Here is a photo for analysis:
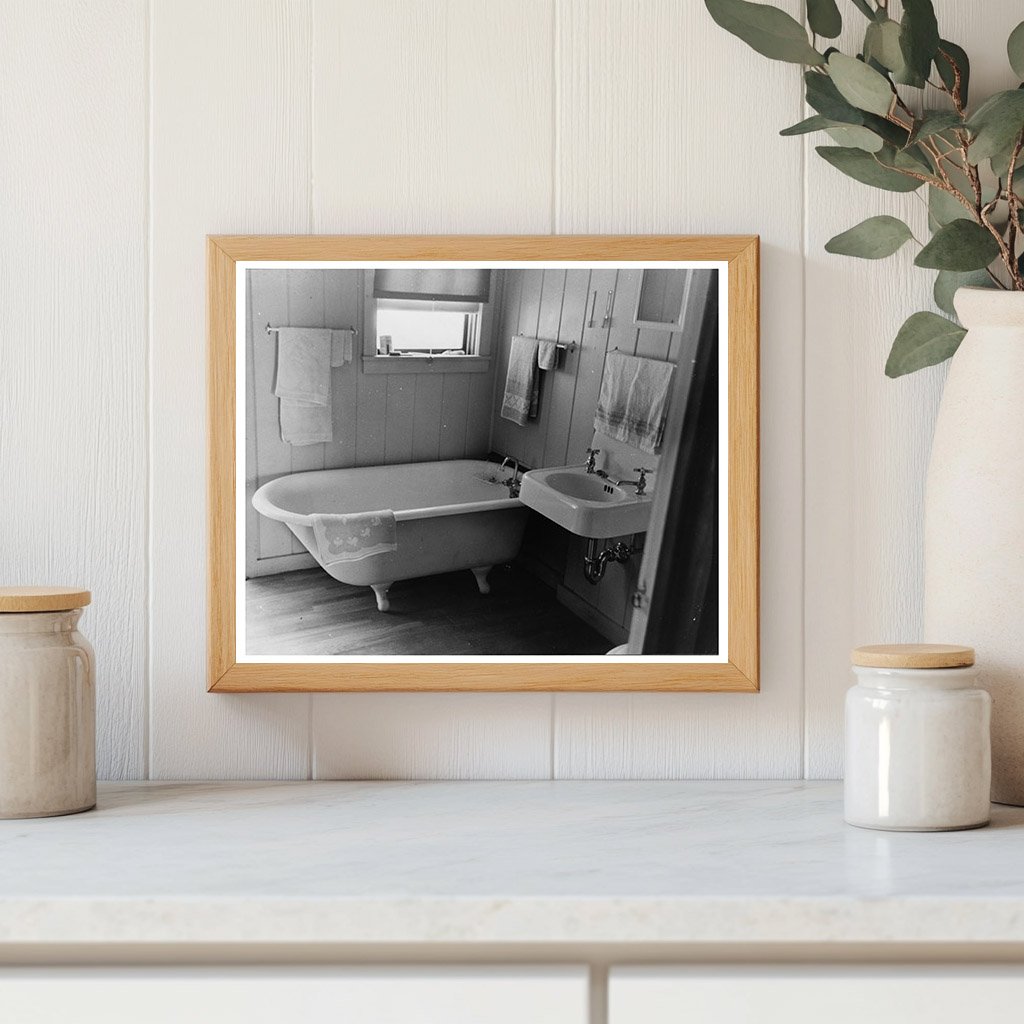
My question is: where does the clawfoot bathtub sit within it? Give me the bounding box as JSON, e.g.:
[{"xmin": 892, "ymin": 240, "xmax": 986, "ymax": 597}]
[{"xmin": 252, "ymin": 459, "xmax": 529, "ymax": 611}]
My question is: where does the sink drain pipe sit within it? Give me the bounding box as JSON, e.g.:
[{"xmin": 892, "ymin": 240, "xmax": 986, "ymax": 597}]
[{"xmin": 583, "ymin": 535, "xmax": 641, "ymax": 585}]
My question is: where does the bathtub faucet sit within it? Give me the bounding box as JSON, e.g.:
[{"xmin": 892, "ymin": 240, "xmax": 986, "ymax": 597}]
[{"xmin": 499, "ymin": 456, "xmax": 521, "ymax": 498}]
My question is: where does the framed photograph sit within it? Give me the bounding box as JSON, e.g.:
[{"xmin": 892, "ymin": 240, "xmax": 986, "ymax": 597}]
[{"xmin": 208, "ymin": 236, "xmax": 759, "ymax": 692}]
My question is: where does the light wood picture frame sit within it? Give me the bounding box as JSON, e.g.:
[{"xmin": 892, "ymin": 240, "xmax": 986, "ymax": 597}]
[{"xmin": 208, "ymin": 235, "xmax": 759, "ymax": 692}]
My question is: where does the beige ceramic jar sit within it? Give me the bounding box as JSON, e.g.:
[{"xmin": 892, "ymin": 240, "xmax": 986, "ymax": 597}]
[{"xmin": 0, "ymin": 587, "xmax": 96, "ymax": 818}]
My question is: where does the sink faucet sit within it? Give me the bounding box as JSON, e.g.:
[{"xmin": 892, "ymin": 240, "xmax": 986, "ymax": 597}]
[
  {"xmin": 615, "ymin": 467, "xmax": 652, "ymax": 496},
  {"xmin": 499, "ymin": 455, "xmax": 521, "ymax": 498},
  {"xmin": 584, "ymin": 447, "xmax": 601, "ymax": 474}
]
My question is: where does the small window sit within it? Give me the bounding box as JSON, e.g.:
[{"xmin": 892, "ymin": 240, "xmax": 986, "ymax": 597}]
[{"xmin": 375, "ymin": 298, "xmax": 481, "ymax": 356}]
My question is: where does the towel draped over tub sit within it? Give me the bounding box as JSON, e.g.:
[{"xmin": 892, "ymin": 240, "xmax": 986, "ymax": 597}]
[{"xmin": 311, "ymin": 511, "xmax": 399, "ymax": 566}]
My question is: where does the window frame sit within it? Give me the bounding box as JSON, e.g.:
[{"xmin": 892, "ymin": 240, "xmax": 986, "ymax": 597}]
[
  {"xmin": 362, "ymin": 271, "xmax": 495, "ymax": 375},
  {"xmin": 374, "ymin": 299, "xmax": 481, "ymax": 357}
]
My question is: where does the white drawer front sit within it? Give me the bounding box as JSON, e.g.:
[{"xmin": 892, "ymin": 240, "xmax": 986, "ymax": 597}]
[
  {"xmin": 0, "ymin": 967, "xmax": 588, "ymax": 1024},
  {"xmin": 610, "ymin": 967, "xmax": 1024, "ymax": 1024}
]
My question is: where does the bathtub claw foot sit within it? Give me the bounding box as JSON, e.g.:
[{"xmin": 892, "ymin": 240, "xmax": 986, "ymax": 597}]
[
  {"xmin": 471, "ymin": 566, "xmax": 493, "ymax": 595},
  {"xmin": 371, "ymin": 583, "xmax": 393, "ymax": 612}
]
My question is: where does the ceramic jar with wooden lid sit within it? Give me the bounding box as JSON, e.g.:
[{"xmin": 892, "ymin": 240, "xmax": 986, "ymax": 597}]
[
  {"xmin": 845, "ymin": 644, "xmax": 990, "ymax": 832},
  {"xmin": 0, "ymin": 587, "xmax": 96, "ymax": 818}
]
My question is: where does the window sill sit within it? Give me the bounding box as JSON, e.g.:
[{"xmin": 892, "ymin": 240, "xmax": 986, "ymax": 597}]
[{"xmin": 361, "ymin": 355, "xmax": 491, "ymax": 375}]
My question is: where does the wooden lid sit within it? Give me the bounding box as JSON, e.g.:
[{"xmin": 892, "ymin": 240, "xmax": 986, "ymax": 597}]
[
  {"xmin": 851, "ymin": 643, "xmax": 975, "ymax": 669},
  {"xmin": 0, "ymin": 587, "xmax": 91, "ymax": 613}
]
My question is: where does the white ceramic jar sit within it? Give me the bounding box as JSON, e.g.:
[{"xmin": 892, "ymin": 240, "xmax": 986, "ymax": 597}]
[
  {"xmin": 0, "ymin": 587, "xmax": 96, "ymax": 818},
  {"xmin": 844, "ymin": 644, "xmax": 990, "ymax": 832}
]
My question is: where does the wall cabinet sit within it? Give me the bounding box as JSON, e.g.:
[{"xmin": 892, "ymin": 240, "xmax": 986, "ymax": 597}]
[
  {"xmin": 0, "ymin": 967, "xmax": 588, "ymax": 1024},
  {"xmin": 608, "ymin": 968, "xmax": 1024, "ymax": 1024}
]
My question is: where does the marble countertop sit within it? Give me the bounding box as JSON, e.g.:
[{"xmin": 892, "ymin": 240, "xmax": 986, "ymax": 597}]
[{"xmin": 1, "ymin": 780, "xmax": 1023, "ymax": 948}]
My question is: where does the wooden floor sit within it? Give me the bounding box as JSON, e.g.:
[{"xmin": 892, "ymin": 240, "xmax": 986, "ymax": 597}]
[{"xmin": 245, "ymin": 565, "xmax": 611, "ymax": 656}]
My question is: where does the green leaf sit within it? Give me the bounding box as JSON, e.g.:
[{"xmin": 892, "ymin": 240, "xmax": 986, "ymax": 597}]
[
  {"xmin": 879, "ymin": 143, "xmax": 933, "ymax": 175},
  {"xmin": 862, "ymin": 112, "xmax": 911, "ymax": 148},
  {"xmin": 805, "ymin": 70, "xmax": 867, "ymax": 124},
  {"xmin": 807, "ymin": 0, "xmax": 841, "ymax": 38},
  {"xmin": 899, "ymin": 0, "xmax": 940, "ymax": 83},
  {"xmin": 782, "ymin": 115, "xmax": 883, "ymax": 151},
  {"xmin": 816, "ymin": 145, "xmax": 923, "ymax": 191},
  {"xmin": 915, "ymin": 220, "xmax": 1001, "ymax": 271},
  {"xmin": 864, "ymin": 19, "xmax": 905, "ymax": 74},
  {"xmin": 928, "ymin": 185, "xmax": 969, "ymax": 227},
  {"xmin": 935, "ymin": 40, "xmax": 970, "ymax": 107},
  {"xmin": 934, "ymin": 270, "xmax": 992, "ymax": 318},
  {"xmin": 825, "ymin": 215, "xmax": 914, "ymax": 259},
  {"xmin": 705, "ymin": 0, "xmax": 825, "ymax": 64},
  {"xmin": 850, "ymin": 0, "xmax": 875, "ymax": 18},
  {"xmin": 885, "ymin": 311, "xmax": 966, "ymax": 377},
  {"xmin": 907, "ymin": 110, "xmax": 963, "ymax": 147},
  {"xmin": 827, "ymin": 53, "xmax": 894, "ymax": 116},
  {"xmin": 825, "ymin": 125, "xmax": 884, "ymax": 152},
  {"xmin": 780, "ymin": 114, "xmax": 834, "ymax": 136},
  {"xmin": 967, "ymin": 90, "xmax": 1024, "ymax": 163},
  {"xmin": 990, "ymin": 132, "xmax": 1024, "ymax": 183},
  {"xmin": 1009, "ymin": 21, "xmax": 1024, "ymax": 80}
]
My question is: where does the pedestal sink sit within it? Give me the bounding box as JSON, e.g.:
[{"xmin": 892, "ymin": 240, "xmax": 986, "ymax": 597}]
[{"xmin": 519, "ymin": 466, "xmax": 652, "ymax": 538}]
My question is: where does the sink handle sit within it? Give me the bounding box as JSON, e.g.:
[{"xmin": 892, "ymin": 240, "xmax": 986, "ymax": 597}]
[
  {"xmin": 633, "ymin": 467, "xmax": 652, "ymax": 495},
  {"xmin": 585, "ymin": 448, "xmax": 601, "ymax": 473}
]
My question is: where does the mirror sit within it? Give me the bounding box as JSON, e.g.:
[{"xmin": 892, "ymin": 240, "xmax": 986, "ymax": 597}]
[{"xmin": 634, "ymin": 268, "xmax": 688, "ymax": 330}]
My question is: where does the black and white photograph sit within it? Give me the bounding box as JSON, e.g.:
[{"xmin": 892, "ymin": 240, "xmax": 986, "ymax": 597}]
[{"xmin": 242, "ymin": 262, "xmax": 724, "ymax": 660}]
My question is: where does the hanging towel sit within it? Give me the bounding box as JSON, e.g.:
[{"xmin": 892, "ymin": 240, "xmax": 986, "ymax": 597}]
[
  {"xmin": 278, "ymin": 401, "xmax": 333, "ymax": 446},
  {"xmin": 274, "ymin": 328, "xmax": 331, "ymax": 404},
  {"xmin": 500, "ymin": 335, "xmax": 541, "ymax": 426},
  {"xmin": 311, "ymin": 511, "xmax": 398, "ymax": 566},
  {"xmin": 331, "ymin": 328, "xmax": 355, "ymax": 367},
  {"xmin": 594, "ymin": 351, "xmax": 675, "ymax": 454},
  {"xmin": 537, "ymin": 339, "xmax": 559, "ymax": 371},
  {"xmin": 274, "ymin": 328, "xmax": 333, "ymax": 445}
]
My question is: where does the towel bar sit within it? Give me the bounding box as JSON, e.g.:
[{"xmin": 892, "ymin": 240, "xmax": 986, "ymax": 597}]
[{"xmin": 266, "ymin": 322, "xmax": 359, "ymax": 336}]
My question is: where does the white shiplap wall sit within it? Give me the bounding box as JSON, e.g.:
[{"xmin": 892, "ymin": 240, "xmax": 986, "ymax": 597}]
[{"xmin": 2, "ymin": 0, "xmax": 1012, "ymax": 780}]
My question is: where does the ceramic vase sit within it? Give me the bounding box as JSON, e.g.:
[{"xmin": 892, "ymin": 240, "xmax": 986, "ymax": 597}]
[
  {"xmin": 0, "ymin": 606, "xmax": 96, "ymax": 818},
  {"xmin": 923, "ymin": 287, "xmax": 1024, "ymax": 805}
]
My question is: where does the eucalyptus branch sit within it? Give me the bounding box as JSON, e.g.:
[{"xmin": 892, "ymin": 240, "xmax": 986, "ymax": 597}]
[
  {"xmin": 935, "ymin": 47, "xmax": 966, "ymax": 116},
  {"xmin": 1007, "ymin": 136, "xmax": 1024, "ymax": 287},
  {"xmin": 704, "ymin": 0, "xmax": 1024, "ymax": 374},
  {"xmin": 963, "ymin": 148, "xmax": 984, "ymax": 210},
  {"xmin": 919, "ymin": 139, "xmax": 954, "ymax": 185},
  {"xmin": 979, "ymin": 204, "xmax": 1020, "ymax": 288}
]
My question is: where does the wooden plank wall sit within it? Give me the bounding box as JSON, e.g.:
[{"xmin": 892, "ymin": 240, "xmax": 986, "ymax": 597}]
[
  {"xmin": 245, "ymin": 269, "xmax": 496, "ymax": 578},
  {"xmin": 10, "ymin": 0, "xmax": 1009, "ymax": 780},
  {"xmin": 0, "ymin": 0, "xmax": 148, "ymax": 779}
]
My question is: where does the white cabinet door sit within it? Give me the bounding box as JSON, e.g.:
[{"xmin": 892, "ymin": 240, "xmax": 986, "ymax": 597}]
[
  {"xmin": 0, "ymin": 966, "xmax": 588, "ymax": 1024},
  {"xmin": 609, "ymin": 967, "xmax": 1024, "ymax": 1024}
]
